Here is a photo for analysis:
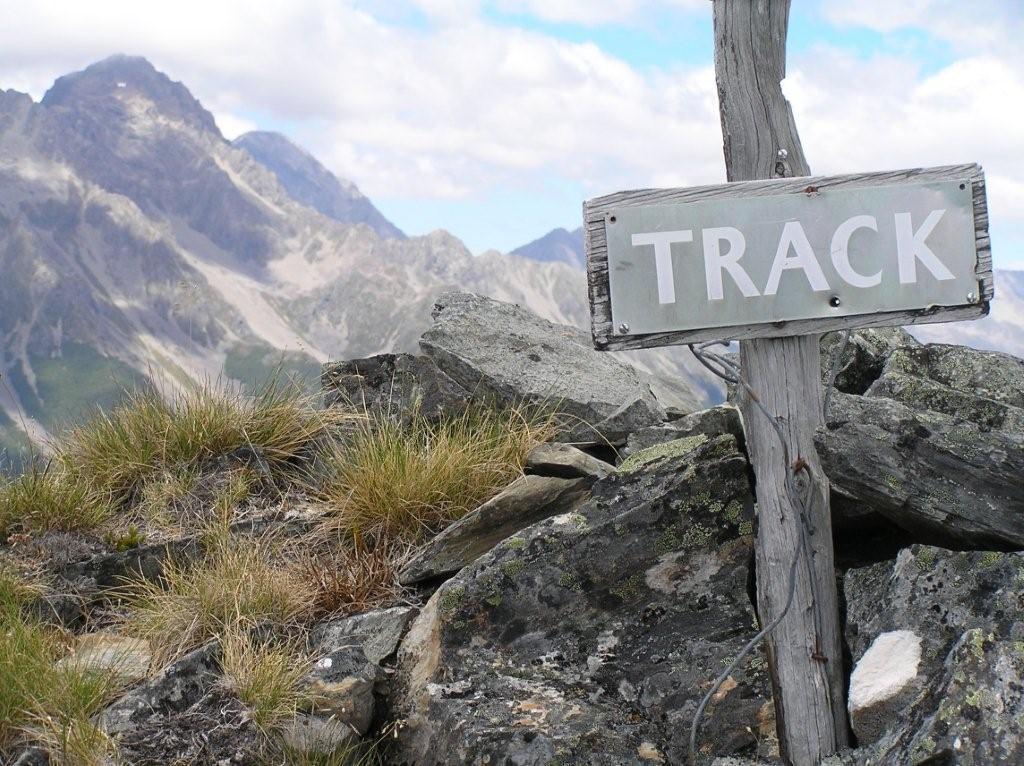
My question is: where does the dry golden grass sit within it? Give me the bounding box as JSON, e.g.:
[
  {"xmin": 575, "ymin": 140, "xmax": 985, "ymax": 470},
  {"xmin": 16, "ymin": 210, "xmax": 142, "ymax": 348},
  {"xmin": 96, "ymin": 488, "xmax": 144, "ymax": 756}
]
[
  {"xmin": 123, "ymin": 534, "xmax": 313, "ymax": 665},
  {"xmin": 319, "ymin": 405, "xmax": 554, "ymax": 542},
  {"xmin": 59, "ymin": 377, "xmax": 335, "ymax": 510},
  {"xmin": 0, "ymin": 572, "xmax": 124, "ymax": 763},
  {"xmin": 0, "ymin": 463, "xmax": 110, "ymax": 543},
  {"xmin": 219, "ymin": 627, "xmax": 312, "ymax": 734}
]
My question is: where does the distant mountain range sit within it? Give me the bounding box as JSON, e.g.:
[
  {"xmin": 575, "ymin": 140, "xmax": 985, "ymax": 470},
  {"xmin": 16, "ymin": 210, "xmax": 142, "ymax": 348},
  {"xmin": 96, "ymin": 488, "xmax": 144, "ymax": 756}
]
[
  {"xmin": 0, "ymin": 55, "xmax": 712, "ymax": 464},
  {"xmin": 509, "ymin": 227, "xmax": 1024, "ymax": 359}
]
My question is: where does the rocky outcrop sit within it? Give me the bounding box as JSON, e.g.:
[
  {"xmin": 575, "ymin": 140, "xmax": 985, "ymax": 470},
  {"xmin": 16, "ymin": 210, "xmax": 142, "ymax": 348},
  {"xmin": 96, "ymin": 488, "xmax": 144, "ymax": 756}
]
[
  {"xmin": 524, "ymin": 442, "xmax": 614, "ymax": 480},
  {"xmin": 419, "ymin": 292, "xmax": 686, "ymax": 442},
  {"xmin": 817, "ymin": 391, "xmax": 1024, "ymax": 549},
  {"xmin": 394, "ymin": 434, "xmax": 773, "ymax": 765},
  {"xmin": 865, "ymin": 343, "xmax": 1024, "ymax": 432},
  {"xmin": 836, "ymin": 545, "xmax": 1024, "ymax": 762}
]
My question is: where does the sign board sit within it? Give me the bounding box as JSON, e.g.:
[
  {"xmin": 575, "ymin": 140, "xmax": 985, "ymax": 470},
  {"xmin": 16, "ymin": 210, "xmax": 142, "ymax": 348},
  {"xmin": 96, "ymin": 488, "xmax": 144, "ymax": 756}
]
[{"xmin": 585, "ymin": 164, "xmax": 992, "ymax": 350}]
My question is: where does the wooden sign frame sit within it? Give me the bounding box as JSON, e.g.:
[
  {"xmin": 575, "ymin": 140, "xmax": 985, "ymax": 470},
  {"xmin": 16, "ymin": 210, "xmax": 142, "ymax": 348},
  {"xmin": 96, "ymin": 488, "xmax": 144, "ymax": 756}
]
[{"xmin": 584, "ymin": 164, "xmax": 992, "ymax": 351}]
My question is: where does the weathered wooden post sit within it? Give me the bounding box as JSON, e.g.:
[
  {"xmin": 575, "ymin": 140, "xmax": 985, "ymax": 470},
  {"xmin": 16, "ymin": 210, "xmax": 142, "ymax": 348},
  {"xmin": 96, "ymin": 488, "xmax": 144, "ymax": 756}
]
[
  {"xmin": 714, "ymin": 3, "xmax": 847, "ymax": 763},
  {"xmin": 582, "ymin": 1, "xmax": 993, "ymax": 763}
]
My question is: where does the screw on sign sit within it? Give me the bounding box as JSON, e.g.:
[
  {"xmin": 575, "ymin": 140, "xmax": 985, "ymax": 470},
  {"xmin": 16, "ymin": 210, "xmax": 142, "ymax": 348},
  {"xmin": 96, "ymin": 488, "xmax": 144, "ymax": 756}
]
[{"xmin": 581, "ymin": 2, "xmax": 992, "ymax": 765}]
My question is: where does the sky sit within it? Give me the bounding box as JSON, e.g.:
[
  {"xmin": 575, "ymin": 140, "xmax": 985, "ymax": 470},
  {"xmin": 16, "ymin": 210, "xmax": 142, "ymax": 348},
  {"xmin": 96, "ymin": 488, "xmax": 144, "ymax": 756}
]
[{"xmin": 1, "ymin": 0, "xmax": 1022, "ymax": 267}]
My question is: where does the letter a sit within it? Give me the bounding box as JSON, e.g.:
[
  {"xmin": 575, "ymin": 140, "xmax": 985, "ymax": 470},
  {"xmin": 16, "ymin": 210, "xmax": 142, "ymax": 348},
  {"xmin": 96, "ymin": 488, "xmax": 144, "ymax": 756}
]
[
  {"xmin": 764, "ymin": 221, "xmax": 830, "ymax": 296},
  {"xmin": 895, "ymin": 210, "xmax": 954, "ymax": 284}
]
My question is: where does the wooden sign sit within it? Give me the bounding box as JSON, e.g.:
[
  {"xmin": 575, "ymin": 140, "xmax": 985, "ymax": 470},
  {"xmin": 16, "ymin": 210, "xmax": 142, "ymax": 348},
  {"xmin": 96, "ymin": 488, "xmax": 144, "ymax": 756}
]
[{"xmin": 585, "ymin": 165, "xmax": 992, "ymax": 350}]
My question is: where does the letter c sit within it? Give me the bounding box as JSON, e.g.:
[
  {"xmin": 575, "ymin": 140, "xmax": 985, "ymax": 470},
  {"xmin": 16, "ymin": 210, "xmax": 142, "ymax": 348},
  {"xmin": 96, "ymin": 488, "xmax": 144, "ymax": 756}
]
[{"xmin": 830, "ymin": 215, "xmax": 881, "ymax": 288}]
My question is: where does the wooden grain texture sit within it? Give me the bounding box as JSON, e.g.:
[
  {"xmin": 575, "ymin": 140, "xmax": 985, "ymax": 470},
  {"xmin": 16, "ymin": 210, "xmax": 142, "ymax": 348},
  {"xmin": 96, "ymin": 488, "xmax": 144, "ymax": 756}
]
[
  {"xmin": 714, "ymin": 2, "xmax": 849, "ymax": 764},
  {"xmin": 585, "ymin": 164, "xmax": 992, "ymax": 350}
]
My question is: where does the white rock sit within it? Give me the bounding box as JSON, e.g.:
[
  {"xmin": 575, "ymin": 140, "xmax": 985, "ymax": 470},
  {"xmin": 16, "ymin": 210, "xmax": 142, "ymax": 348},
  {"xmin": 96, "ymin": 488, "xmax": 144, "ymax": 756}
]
[{"xmin": 848, "ymin": 629, "xmax": 922, "ymax": 743}]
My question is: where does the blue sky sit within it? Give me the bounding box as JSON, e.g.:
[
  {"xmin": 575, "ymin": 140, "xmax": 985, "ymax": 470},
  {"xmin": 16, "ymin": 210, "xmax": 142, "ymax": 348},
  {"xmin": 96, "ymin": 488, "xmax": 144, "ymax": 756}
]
[{"xmin": 2, "ymin": 0, "xmax": 1022, "ymax": 266}]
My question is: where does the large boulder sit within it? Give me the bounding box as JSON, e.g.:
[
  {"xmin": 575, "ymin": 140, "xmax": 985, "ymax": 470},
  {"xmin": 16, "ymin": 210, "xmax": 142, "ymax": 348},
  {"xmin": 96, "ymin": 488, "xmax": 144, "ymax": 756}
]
[
  {"xmin": 419, "ymin": 292, "xmax": 682, "ymax": 443},
  {"xmin": 834, "ymin": 546, "xmax": 1024, "ymax": 762},
  {"xmin": 816, "ymin": 392, "xmax": 1024, "ymax": 549},
  {"xmin": 393, "ymin": 434, "xmax": 775, "ymax": 765},
  {"xmin": 865, "ymin": 343, "xmax": 1024, "ymax": 432},
  {"xmin": 820, "ymin": 327, "xmax": 918, "ymax": 395}
]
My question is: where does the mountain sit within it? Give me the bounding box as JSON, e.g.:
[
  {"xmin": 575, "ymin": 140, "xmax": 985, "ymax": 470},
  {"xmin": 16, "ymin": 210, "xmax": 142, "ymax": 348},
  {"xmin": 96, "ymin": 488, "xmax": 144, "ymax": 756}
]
[
  {"xmin": 511, "ymin": 226, "xmax": 585, "ymax": 269},
  {"xmin": 514, "ymin": 227, "xmax": 1024, "ymax": 358},
  {"xmin": 0, "ymin": 56, "xmax": 713, "ymax": 464},
  {"xmin": 233, "ymin": 130, "xmax": 404, "ymax": 239}
]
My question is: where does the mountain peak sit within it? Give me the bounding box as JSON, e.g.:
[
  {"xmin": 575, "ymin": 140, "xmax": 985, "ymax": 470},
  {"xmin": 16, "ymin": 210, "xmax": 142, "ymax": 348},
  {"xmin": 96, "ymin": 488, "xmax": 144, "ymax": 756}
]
[
  {"xmin": 511, "ymin": 226, "xmax": 585, "ymax": 269},
  {"xmin": 41, "ymin": 55, "xmax": 219, "ymax": 135}
]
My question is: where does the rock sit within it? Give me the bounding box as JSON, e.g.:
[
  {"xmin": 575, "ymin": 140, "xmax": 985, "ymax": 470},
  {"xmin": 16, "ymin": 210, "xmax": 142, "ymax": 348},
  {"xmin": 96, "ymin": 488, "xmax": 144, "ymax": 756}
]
[
  {"xmin": 842, "ymin": 546, "xmax": 1024, "ymax": 755},
  {"xmin": 816, "ymin": 392, "xmax": 1024, "ymax": 549},
  {"xmin": 321, "ymin": 352, "xmax": 470, "ymax": 423},
  {"xmin": 525, "ymin": 442, "xmax": 613, "ymax": 480},
  {"xmin": 820, "ymin": 327, "xmax": 918, "ymax": 395},
  {"xmin": 394, "ymin": 434, "xmax": 773, "ymax": 765},
  {"xmin": 625, "ymin": 405, "xmax": 743, "ymax": 455},
  {"xmin": 828, "ymin": 629, "xmax": 1024, "ymax": 765},
  {"xmin": 313, "ymin": 606, "xmax": 417, "ymax": 665},
  {"xmin": 847, "ymin": 630, "xmax": 922, "ymax": 744},
  {"xmin": 101, "ymin": 642, "xmax": 221, "ymax": 737},
  {"xmin": 302, "ymin": 649, "xmax": 379, "ymax": 739},
  {"xmin": 399, "ymin": 475, "xmax": 592, "ymax": 585},
  {"xmin": 57, "ymin": 632, "xmax": 151, "ymax": 685},
  {"xmin": 866, "ymin": 343, "xmax": 1024, "ymax": 432},
  {"xmin": 420, "ymin": 292, "xmax": 675, "ymax": 443}
]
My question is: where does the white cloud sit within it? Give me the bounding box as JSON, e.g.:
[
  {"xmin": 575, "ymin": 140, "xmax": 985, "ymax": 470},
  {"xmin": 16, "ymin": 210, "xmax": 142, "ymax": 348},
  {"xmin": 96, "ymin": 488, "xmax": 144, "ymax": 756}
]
[
  {"xmin": 0, "ymin": 0, "xmax": 1021, "ymax": 263},
  {"xmin": 495, "ymin": 0, "xmax": 706, "ymax": 25}
]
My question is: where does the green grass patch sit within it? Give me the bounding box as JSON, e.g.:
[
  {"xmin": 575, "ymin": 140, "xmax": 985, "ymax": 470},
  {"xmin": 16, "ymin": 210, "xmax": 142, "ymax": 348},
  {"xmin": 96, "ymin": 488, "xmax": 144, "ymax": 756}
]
[
  {"xmin": 59, "ymin": 377, "xmax": 334, "ymax": 508},
  {"xmin": 0, "ymin": 463, "xmax": 110, "ymax": 542}
]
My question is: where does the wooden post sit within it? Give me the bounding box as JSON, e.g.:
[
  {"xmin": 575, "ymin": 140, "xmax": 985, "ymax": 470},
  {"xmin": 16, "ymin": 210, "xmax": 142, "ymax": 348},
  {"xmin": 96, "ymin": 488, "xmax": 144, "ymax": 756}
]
[{"xmin": 713, "ymin": 2, "xmax": 849, "ymax": 764}]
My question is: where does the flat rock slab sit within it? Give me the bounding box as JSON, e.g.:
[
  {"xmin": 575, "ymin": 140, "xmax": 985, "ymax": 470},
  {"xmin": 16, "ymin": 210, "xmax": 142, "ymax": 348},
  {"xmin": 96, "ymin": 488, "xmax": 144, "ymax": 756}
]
[
  {"xmin": 57, "ymin": 632, "xmax": 152, "ymax": 685},
  {"xmin": 400, "ymin": 474, "xmax": 591, "ymax": 585},
  {"xmin": 420, "ymin": 292, "xmax": 675, "ymax": 443},
  {"xmin": 525, "ymin": 442, "xmax": 613, "ymax": 479},
  {"xmin": 625, "ymin": 405, "xmax": 743, "ymax": 455},
  {"xmin": 817, "ymin": 392, "xmax": 1024, "ymax": 549},
  {"xmin": 841, "ymin": 545, "xmax": 1024, "ymax": 756},
  {"xmin": 313, "ymin": 606, "xmax": 417, "ymax": 665},
  {"xmin": 394, "ymin": 434, "xmax": 773, "ymax": 765},
  {"xmin": 866, "ymin": 343, "xmax": 1024, "ymax": 432}
]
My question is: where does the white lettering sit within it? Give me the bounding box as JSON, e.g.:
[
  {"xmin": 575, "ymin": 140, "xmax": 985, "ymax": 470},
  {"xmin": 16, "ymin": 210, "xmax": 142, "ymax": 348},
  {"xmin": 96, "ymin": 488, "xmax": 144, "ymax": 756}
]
[
  {"xmin": 631, "ymin": 230, "xmax": 693, "ymax": 304},
  {"xmin": 895, "ymin": 210, "xmax": 954, "ymax": 284},
  {"xmin": 764, "ymin": 221, "xmax": 830, "ymax": 296},
  {"xmin": 831, "ymin": 215, "xmax": 881, "ymax": 288},
  {"xmin": 701, "ymin": 227, "xmax": 760, "ymax": 300}
]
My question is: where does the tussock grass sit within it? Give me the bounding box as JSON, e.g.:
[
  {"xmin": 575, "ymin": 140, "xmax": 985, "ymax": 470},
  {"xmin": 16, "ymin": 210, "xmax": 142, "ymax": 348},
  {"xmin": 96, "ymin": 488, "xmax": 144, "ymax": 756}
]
[
  {"xmin": 59, "ymin": 377, "xmax": 334, "ymax": 509},
  {"xmin": 320, "ymin": 405, "xmax": 554, "ymax": 541},
  {"xmin": 219, "ymin": 628, "xmax": 312, "ymax": 733},
  {"xmin": 299, "ymin": 539, "xmax": 410, "ymax": 619},
  {"xmin": 0, "ymin": 463, "xmax": 110, "ymax": 542},
  {"xmin": 268, "ymin": 740, "xmax": 385, "ymax": 766},
  {"xmin": 123, "ymin": 535, "xmax": 312, "ymax": 664},
  {"xmin": 0, "ymin": 573, "xmax": 123, "ymax": 762}
]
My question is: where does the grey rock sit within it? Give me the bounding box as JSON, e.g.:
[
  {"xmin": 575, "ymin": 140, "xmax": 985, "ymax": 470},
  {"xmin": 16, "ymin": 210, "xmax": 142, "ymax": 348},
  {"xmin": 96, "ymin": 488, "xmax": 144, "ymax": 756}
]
[
  {"xmin": 394, "ymin": 434, "xmax": 773, "ymax": 765},
  {"xmin": 399, "ymin": 474, "xmax": 591, "ymax": 585},
  {"xmin": 866, "ymin": 343, "xmax": 1024, "ymax": 432},
  {"xmin": 845, "ymin": 546, "xmax": 1024, "ymax": 697},
  {"xmin": 321, "ymin": 352, "xmax": 470, "ymax": 424},
  {"xmin": 525, "ymin": 442, "xmax": 613, "ymax": 479},
  {"xmin": 420, "ymin": 292, "xmax": 675, "ymax": 443},
  {"xmin": 313, "ymin": 606, "xmax": 417, "ymax": 665},
  {"xmin": 816, "ymin": 392, "xmax": 1024, "ymax": 549},
  {"xmin": 820, "ymin": 327, "xmax": 919, "ymax": 395},
  {"xmin": 101, "ymin": 642, "xmax": 221, "ymax": 736},
  {"xmin": 842, "ymin": 546, "xmax": 1024, "ymax": 756},
  {"xmin": 625, "ymin": 405, "xmax": 743, "ymax": 455},
  {"xmin": 826, "ymin": 629, "xmax": 1024, "ymax": 765},
  {"xmin": 302, "ymin": 646, "xmax": 380, "ymax": 738},
  {"xmin": 56, "ymin": 632, "xmax": 151, "ymax": 685}
]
